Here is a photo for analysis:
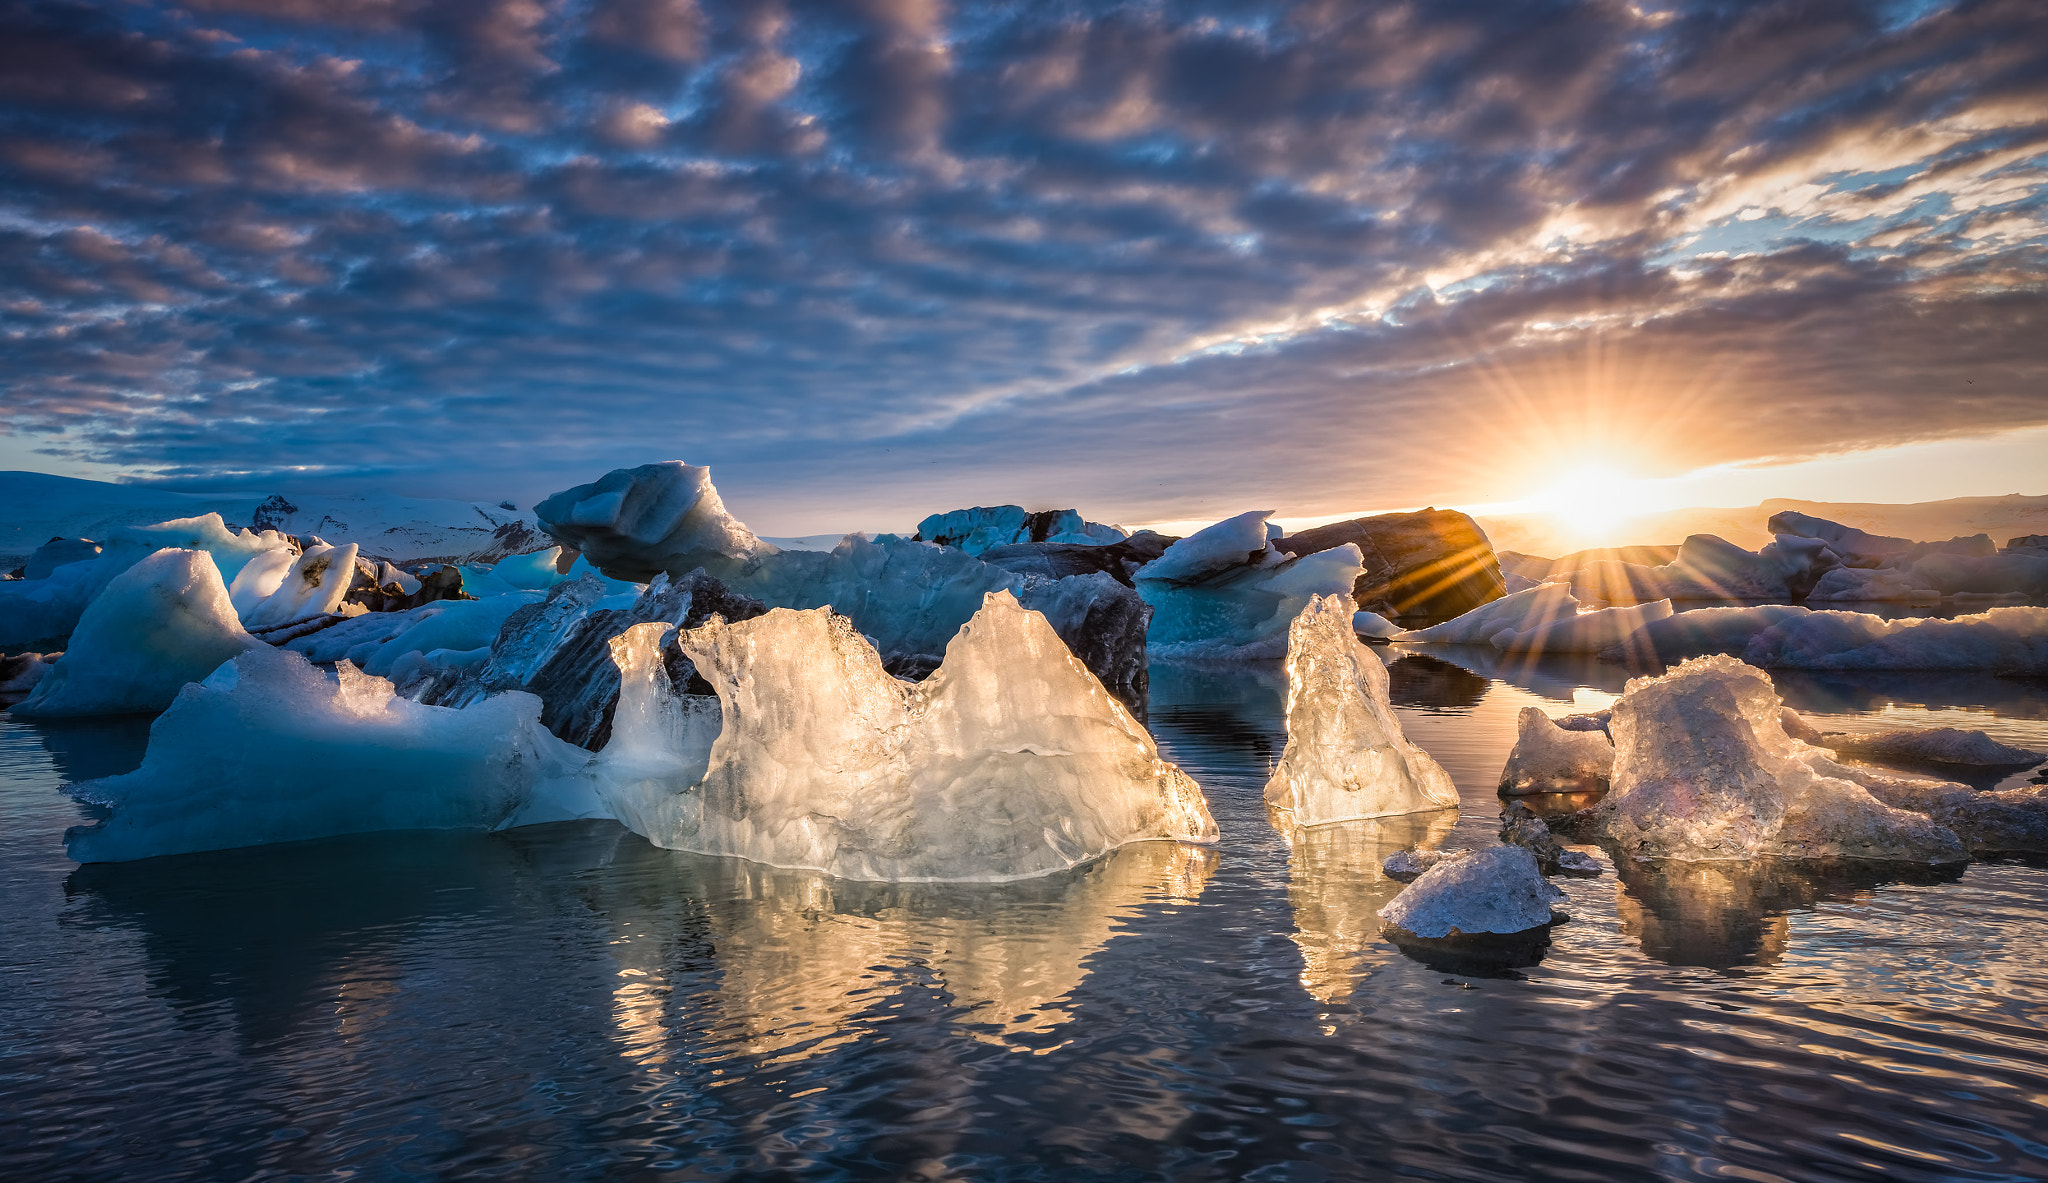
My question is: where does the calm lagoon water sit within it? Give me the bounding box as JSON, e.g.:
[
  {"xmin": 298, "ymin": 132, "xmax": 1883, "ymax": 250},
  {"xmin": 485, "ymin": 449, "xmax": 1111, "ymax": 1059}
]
[{"xmin": 4, "ymin": 648, "xmax": 2048, "ymax": 1182}]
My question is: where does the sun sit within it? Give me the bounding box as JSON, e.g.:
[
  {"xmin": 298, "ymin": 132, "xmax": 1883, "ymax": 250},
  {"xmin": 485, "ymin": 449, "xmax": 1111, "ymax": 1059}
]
[{"xmin": 1525, "ymin": 464, "xmax": 1646, "ymax": 547}]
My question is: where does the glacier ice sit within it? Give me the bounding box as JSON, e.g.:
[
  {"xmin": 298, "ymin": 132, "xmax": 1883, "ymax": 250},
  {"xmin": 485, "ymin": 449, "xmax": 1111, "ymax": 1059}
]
[
  {"xmin": 1821, "ymin": 727, "xmax": 2045, "ymax": 768},
  {"xmin": 0, "ymin": 558, "xmax": 100, "ymax": 647},
  {"xmin": 1497, "ymin": 706, "xmax": 1615, "ymax": 794},
  {"xmin": 1737, "ymin": 606, "xmax": 2048, "ymax": 674},
  {"xmin": 1597, "ymin": 655, "xmax": 1966, "ymax": 864},
  {"xmin": 1352, "ymin": 610, "xmax": 1402, "ymax": 639},
  {"xmin": 13, "ymin": 549, "xmax": 255, "ymax": 718},
  {"xmin": 599, "ymin": 590, "xmax": 1217, "ymax": 882},
  {"xmin": 1493, "ymin": 598, "xmax": 1675, "ymax": 656},
  {"xmin": 1264, "ymin": 595, "xmax": 1460, "ymax": 824},
  {"xmin": 1393, "ymin": 582, "xmax": 1580, "ymax": 644},
  {"xmin": 915, "ymin": 505, "xmax": 1125, "ymax": 555},
  {"xmin": 24, "ymin": 537, "xmax": 101, "ymax": 580},
  {"xmin": 241, "ymin": 542, "xmax": 362, "ymax": 631},
  {"xmin": 226, "ymin": 548, "xmax": 298, "ymax": 618},
  {"xmin": 1137, "ymin": 511, "xmax": 1364, "ymax": 660},
  {"xmin": 1378, "ymin": 845, "xmax": 1564, "ymax": 938},
  {"xmin": 1597, "ymin": 604, "xmax": 1811, "ymax": 665},
  {"xmin": 535, "ymin": 461, "xmax": 775, "ymax": 581},
  {"xmin": 426, "ymin": 570, "xmax": 766, "ymax": 750},
  {"xmin": 353, "ymin": 591, "xmax": 544, "ymax": 678},
  {"xmin": 1806, "ymin": 566, "xmax": 1934, "ymax": 602},
  {"xmin": 735, "ymin": 532, "xmax": 1151, "ymax": 698},
  {"xmin": 65, "ymin": 645, "xmax": 602, "ymax": 863},
  {"xmin": 0, "ymin": 651, "xmax": 59, "ymax": 707}
]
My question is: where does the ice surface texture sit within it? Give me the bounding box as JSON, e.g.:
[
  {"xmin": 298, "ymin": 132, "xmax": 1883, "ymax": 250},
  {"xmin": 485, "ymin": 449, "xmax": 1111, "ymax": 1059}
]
[
  {"xmin": 1738, "ymin": 606, "xmax": 2048, "ymax": 674},
  {"xmin": 1599, "ymin": 655, "xmax": 1966, "ymax": 864},
  {"xmin": 13, "ymin": 549, "xmax": 254, "ymax": 718},
  {"xmin": 535, "ymin": 461, "xmax": 775, "ymax": 581},
  {"xmin": 66, "ymin": 646, "xmax": 601, "ymax": 862},
  {"xmin": 1264, "ymin": 595, "xmax": 1460, "ymax": 824},
  {"xmin": 604, "ymin": 590, "xmax": 1217, "ymax": 882},
  {"xmin": 1497, "ymin": 707, "xmax": 1615, "ymax": 794},
  {"xmin": 1378, "ymin": 845, "xmax": 1564, "ymax": 938},
  {"xmin": 1137, "ymin": 511, "xmax": 1364, "ymax": 660}
]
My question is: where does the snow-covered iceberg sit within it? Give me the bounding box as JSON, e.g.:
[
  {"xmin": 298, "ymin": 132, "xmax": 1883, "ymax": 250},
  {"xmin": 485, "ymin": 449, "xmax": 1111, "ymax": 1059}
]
[
  {"xmin": 1264, "ymin": 595, "xmax": 1460, "ymax": 824},
  {"xmin": 1137, "ymin": 511, "xmax": 1364, "ymax": 660},
  {"xmin": 66, "ymin": 646, "xmax": 602, "ymax": 863},
  {"xmin": 1597, "ymin": 656, "xmax": 1966, "ymax": 864},
  {"xmin": 1497, "ymin": 706, "xmax": 1614, "ymax": 794},
  {"xmin": 600, "ymin": 590, "xmax": 1217, "ymax": 882},
  {"xmin": 534, "ymin": 461, "xmax": 775, "ymax": 582},
  {"xmin": 13, "ymin": 549, "xmax": 255, "ymax": 718}
]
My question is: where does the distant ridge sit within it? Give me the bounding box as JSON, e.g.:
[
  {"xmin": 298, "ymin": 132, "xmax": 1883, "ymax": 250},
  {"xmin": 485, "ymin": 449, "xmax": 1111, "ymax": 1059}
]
[{"xmin": 1477, "ymin": 493, "xmax": 2048, "ymax": 557}]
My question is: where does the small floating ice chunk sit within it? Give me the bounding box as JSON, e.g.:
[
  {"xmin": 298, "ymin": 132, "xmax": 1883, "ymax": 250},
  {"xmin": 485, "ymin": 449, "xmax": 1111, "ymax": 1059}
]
[
  {"xmin": 1378, "ymin": 845, "xmax": 1564, "ymax": 938},
  {"xmin": 1265, "ymin": 594, "xmax": 1460, "ymax": 824},
  {"xmin": 1497, "ymin": 706, "xmax": 1614, "ymax": 795},
  {"xmin": 14, "ymin": 549, "xmax": 254, "ymax": 718},
  {"xmin": 1599, "ymin": 655, "xmax": 1966, "ymax": 864}
]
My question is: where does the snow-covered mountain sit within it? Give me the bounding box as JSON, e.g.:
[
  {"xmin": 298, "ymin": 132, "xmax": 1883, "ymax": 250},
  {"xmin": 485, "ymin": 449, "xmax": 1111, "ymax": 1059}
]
[{"xmin": 1, "ymin": 471, "xmax": 545, "ymax": 567}]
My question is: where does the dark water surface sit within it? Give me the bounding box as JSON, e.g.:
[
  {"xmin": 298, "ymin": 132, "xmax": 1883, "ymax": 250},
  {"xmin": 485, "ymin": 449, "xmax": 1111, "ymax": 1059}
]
[{"xmin": 5, "ymin": 651, "xmax": 2048, "ymax": 1182}]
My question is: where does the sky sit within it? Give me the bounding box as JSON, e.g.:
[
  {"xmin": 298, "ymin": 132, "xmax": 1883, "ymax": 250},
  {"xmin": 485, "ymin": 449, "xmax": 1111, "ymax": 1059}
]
[{"xmin": 1, "ymin": 0, "xmax": 2044, "ymax": 535}]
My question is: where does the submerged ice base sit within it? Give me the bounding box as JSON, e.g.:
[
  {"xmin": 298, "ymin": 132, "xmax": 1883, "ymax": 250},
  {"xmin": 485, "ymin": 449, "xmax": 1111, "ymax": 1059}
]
[{"xmin": 1264, "ymin": 594, "xmax": 1460, "ymax": 825}]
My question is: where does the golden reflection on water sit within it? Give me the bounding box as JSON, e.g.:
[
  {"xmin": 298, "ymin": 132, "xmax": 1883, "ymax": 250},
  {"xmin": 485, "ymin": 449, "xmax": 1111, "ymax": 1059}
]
[
  {"xmin": 1273, "ymin": 808, "xmax": 1458, "ymax": 1003},
  {"xmin": 605, "ymin": 840, "xmax": 1219, "ymax": 1065}
]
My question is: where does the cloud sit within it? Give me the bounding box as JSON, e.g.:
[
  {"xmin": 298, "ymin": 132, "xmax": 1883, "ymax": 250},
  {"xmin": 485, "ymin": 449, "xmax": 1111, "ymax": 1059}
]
[{"xmin": 0, "ymin": 0, "xmax": 2041, "ymax": 527}]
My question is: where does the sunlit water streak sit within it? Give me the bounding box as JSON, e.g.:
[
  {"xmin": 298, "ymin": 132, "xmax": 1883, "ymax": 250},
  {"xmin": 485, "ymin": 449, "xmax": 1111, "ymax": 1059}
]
[{"xmin": 2, "ymin": 652, "xmax": 2046, "ymax": 1182}]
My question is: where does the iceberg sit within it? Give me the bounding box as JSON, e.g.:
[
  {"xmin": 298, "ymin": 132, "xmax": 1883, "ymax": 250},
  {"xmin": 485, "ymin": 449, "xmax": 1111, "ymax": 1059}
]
[
  {"xmin": 0, "ymin": 651, "xmax": 58, "ymax": 707},
  {"xmin": 65, "ymin": 645, "xmax": 602, "ymax": 863},
  {"xmin": 1378, "ymin": 845, "xmax": 1565, "ymax": 938},
  {"xmin": 1497, "ymin": 706, "xmax": 1614, "ymax": 795},
  {"xmin": 1737, "ymin": 606, "xmax": 2048, "ymax": 674},
  {"xmin": 1137, "ymin": 511, "xmax": 1364, "ymax": 660},
  {"xmin": 240, "ymin": 542, "xmax": 362, "ymax": 631},
  {"xmin": 599, "ymin": 590, "xmax": 1217, "ymax": 882},
  {"xmin": 534, "ymin": 461, "xmax": 775, "ymax": 582},
  {"xmin": 1845, "ymin": 771, "xmax": 2048, "ymax": 856},
  {"xmin": 1264, "ymin": 595, "xmax": 1461, "ymax": 824},
  {"xmin": 352, "ymin": 591, "xmax": 545, "ymax": 678},
  {"xmin": 1272, "ymin": 508, "xmax": 1506, "ymax": 619},
  {"xmin": 1394, "ymin": 582, "xmax": 1580, "ymax": 644},
  {"xmin": 1821, "ymin": 727, "xmax": 2045, "ymax": 768},
  {"xmin": 1596, "ymin": 604, "xmax": 1811, "ymax": 665},
  {"xmin": 13, "ymin": 549, "xmax": 255, "ymax": 718},
  {"xmin": 915, "ymin": 505, "xmax": 1125, "ymax": 555},
  {"xmin": 1805, "ymin": 566, "xmax": 1934, "ymax": 602},
  {"xmin": 1494, "ymin": 598, "xmax": 1675, "ymax": 656},
  {"xmin": 736, "ymin": 533, "xmax": 1151, "ymax": 697},
  {"xmin": 1598, "ymin": 655, "xmax": 1966, "ymax": 864},
  {"xmin": 426, "ymin": 570, "xmax": 767, "ymax": 750},
  {"xmin": 24, "ymin": 537, "xmax": 101, "ymax": 579},
  {"xmin": 0, "ymin": 558, "xmax": 100, "ymax": 647}
]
